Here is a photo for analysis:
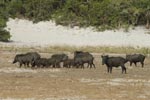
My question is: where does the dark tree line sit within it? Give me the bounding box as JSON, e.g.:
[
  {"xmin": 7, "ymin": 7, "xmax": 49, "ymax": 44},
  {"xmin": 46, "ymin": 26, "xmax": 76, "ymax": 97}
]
[{"xmin": 0, "ymin": 0, "xmax": 150, "ymax": 41}]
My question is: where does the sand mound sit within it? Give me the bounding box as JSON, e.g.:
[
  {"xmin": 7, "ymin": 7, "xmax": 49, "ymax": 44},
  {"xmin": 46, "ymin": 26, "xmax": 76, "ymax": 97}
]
[{"xmin": 4, "ymin": 18, "xmax": 150, "ymax": 47}]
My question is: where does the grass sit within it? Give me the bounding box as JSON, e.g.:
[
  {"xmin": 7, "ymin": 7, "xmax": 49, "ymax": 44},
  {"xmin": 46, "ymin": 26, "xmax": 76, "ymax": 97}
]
[
  {"xmin": 0, "ymin": 48, "xmax": 150, "ymax": 99},
  {"xmin": 0, "ymin": 44, "xmax": 150, "ymax": 56}
]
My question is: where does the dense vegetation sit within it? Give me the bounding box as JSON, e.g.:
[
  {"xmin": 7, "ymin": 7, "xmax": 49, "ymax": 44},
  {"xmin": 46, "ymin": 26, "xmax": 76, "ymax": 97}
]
[{"xmin": 0, "ymin": 0, "xmax": 150, "ymax": 41}]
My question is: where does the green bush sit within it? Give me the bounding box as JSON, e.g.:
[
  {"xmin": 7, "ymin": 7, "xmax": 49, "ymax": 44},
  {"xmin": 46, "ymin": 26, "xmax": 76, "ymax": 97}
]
[
  {"xmin": 0, "ymin": 29, "xmax": 11, "ymax": 42},
  {"xmin": 0, "ymin": 0, "xmax": 150, "ymax": 42},
  {"xmin": 0, "ymin": 18, "xmax": 6, "ymax": 27},
  {"xmin": 2, "ymin": 0, "xmax": 150, "ymax": 30}
]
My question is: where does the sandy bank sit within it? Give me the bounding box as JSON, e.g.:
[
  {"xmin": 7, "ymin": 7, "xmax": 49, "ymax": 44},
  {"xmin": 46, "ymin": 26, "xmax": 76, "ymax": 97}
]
[{"xmin": 4, "ymin": 18, "xmax": 150, "ymax": 48}]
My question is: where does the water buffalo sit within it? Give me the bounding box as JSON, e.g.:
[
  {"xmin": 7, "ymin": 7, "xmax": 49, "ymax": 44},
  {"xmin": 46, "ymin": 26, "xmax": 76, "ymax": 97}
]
[
  {"xmin": 32, "ymin": 58, "xmax": 49, "ymax": 68},
  {"xmin": 32, "ymin": 57, "xmax": 56, "ymax": 68},
  {"xmin": 74, "ymin": 51, "xmax": 95, "ymax": 68},
  {"xmin": 63, "ymin": 59, "xmax": 75, "ymax": 68},
  {"xmin": 26, "ymin": 52, "xmax": 41, "ymax": 61},
  {"xmin": 101, "ymin": 55, "xmax": 127, "ymax": 74},
  {"xmin": 126, "ymin": 54, "xmax": 145, "ymax": 67},
  {"xmin": 51, "ymin": 53, "xmax": 68, "ymax": 68},
  {"xmin": 13, "ymin": 52, "xmax": 41, "ymax": 67},
  {"xmin": 26, "ymin": 52, "xmax": 41, "ymax": 65},
  {"xmin": 13, "ymin": 54, "xmax": 33, "ymax": 67},
  {"xmin": 47, "ymin": 58, "xmax": 57, "ymax": 68},
  {"xmin": 74, "ymin": 51, "xmax": 90, "ymax": 57}
]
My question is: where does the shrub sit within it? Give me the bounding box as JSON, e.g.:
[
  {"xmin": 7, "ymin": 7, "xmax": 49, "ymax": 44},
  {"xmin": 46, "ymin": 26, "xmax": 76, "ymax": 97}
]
[{"xmin": 0, "ymin": 29, "xmax": 11, "ymax": 42}]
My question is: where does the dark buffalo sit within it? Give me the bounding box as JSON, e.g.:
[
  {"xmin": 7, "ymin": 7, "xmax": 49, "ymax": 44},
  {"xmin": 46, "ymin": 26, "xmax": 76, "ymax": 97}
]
[
  {"xmin": 26, "ymin": 52, "xmax": 41, "ymax": 60},
  {"xmin": 63, "ymin": 59, "xmax": 75, "ymax": 68},
  {"xmin": 51, "ymin": 53, "xmax": 68, "ymax": 61},
  {"xmin": 32, "ymin": 58, "xmax": 49, "ymax": 68},
  {"xmin": 13, "ymin": 54, "xmax": 33, "ymax": 67},
  {"xmin": 26, "ymin": 52, "xmax": 41, "ymax": 65},
  {"xmin": 51, "ymin": 53, "xmax": 68, "ymax": 68},
  {"xmin": 47, "ymin": 58, "xmax": 57, "ymax": 68},
  {"xmin": 101, "ymin": 55, "xmax": 127, "ymax": 74},
  {"xmin": 74, "ymin": 51, "xmax": 95, "ymax": 68},
  {"xmin": 13, "ymin": 52, "xmax": 41, "ymax": 67},
  {"xmin": 126, "ymin": 54, "xmax": 145, "ymax": 67},
  {"xmin": 74, "ymin": 51, "xmax": 89, "ymax": 57},
  {"xmin": 32, "ymin": 57, "xmax": 56, "ymax": 68}
]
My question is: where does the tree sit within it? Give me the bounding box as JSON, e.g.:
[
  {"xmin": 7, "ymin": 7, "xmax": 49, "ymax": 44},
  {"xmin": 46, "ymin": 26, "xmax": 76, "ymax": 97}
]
[
  {"xmin": 0, "ymin": 29, "xmax": 11, "ymax": 42},
  {"xmin": 145, "ymin": 8, "xmax": 150, "ymax": 29}
]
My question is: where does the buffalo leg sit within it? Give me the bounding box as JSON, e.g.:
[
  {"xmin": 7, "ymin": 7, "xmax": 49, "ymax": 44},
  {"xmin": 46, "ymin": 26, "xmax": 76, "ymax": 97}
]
[
  {"xmin": 130, "ymin": 62, "xmax": 132, "ymax": 66},
  {"xmin": 81, "ymin": 63, "xmax": 84, "ymax": 69},
  {"xmin": 90, "ymin": 63, "xmax": 92, "ymax": 68},
  {"xmin": 121, "ymin": 65, "xmax": 126, "ymax": 74},
  {"xmin": 87, "ymin": 63, "xmax": 90, "ymax": 68},
  {"xmin": 92, "ymin": 63, "xmax": 96, "ymax": 68},
  {"xmin": 76, "ymin": 64, "xmax": 79, "ymax": 68},
  {"xmin": 52, "ymin": 64, "xmax": 55, "ymax": 68},
  {"xmin": 56, "ymin": 63, "xmax": 60, "ymax": 68},
  {"xmin": 27, "ymin": 62, "xmax": 30, "ymax": 67},
  {"xmin": 107, "ymin": 67, "xmax": 109, "ymax": 73},
  {"xmin": 134, "ymin": 62, "xmax": 137, "ymax": 67},
  {"xmin": 141, "ymin": 62, "xmax": 144, "ymax": 68},
  {"xmin": 19, "ymin": 63, "xmax": 22, "ymax": 68},
  {"xmin": 110, "ymin": 67, "xmax": 112, "ymax": 73},
  {"xmin": 124, "ymin": 67, "xmax": 127, "ymax": 74}
]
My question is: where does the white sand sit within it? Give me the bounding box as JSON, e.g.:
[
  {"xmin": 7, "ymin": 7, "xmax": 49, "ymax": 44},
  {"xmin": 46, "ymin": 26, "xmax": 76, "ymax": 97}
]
[
  {"xmin": 1, "ymin": 96, "xmax": 87, "ymax": 100},
  {"xmin": 80, "ymin": 78, "xmax": 150, "ymax": 86},
  {"xmin": 4, "ymin": 18, "xmax": 150, "ymax": 47},
  {"xmin": 0, "ymin": 67, "xmax": 60, "ymax": 73}
]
